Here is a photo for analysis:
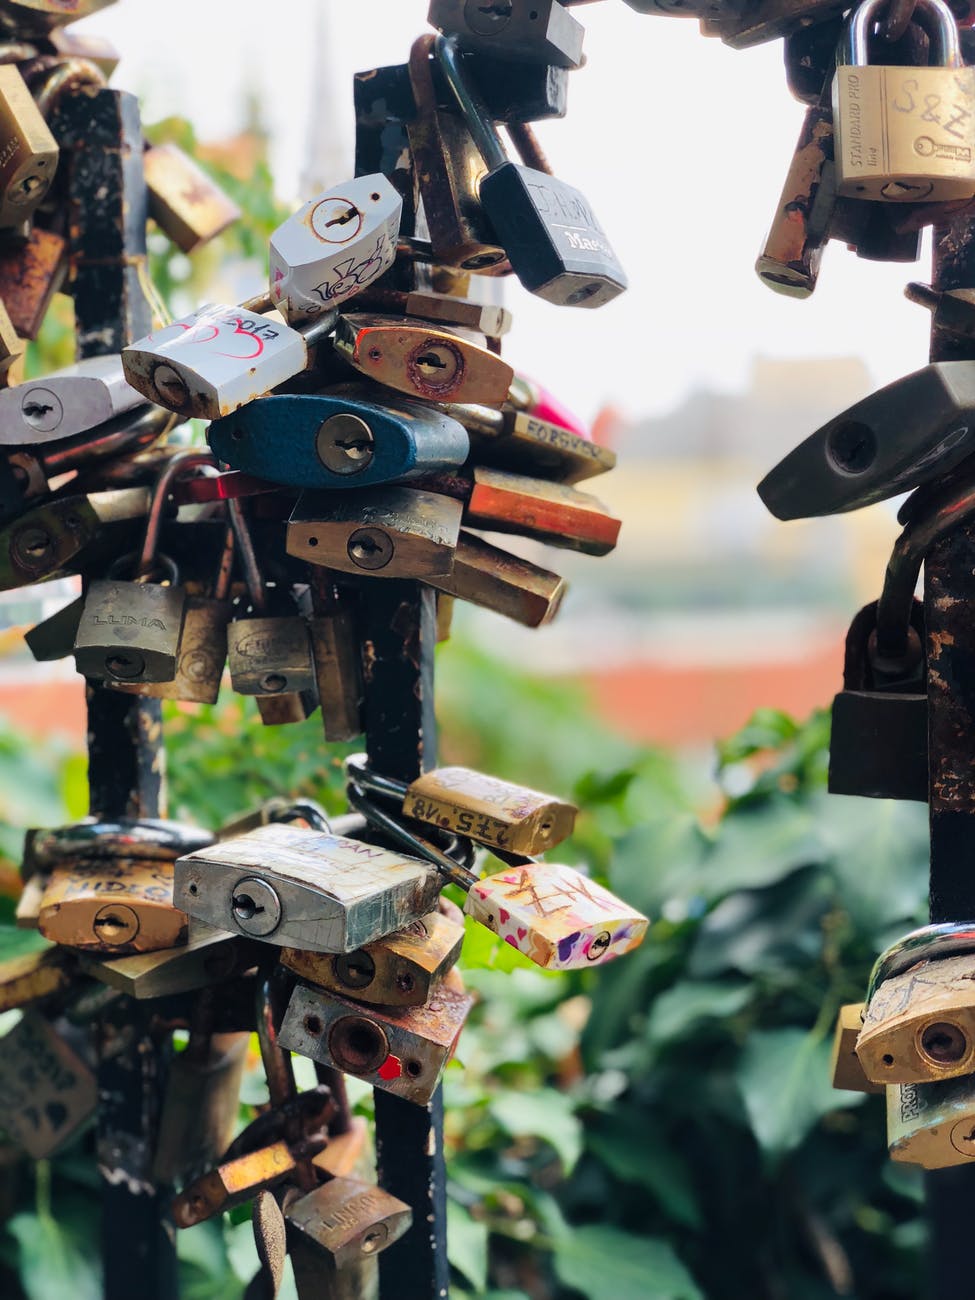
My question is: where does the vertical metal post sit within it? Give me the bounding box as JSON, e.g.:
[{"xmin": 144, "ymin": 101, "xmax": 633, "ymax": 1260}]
[
  {"xmin": 53, "ymin": 84, "xmax": 177, "ymax": 1300},
  {"xmin": 922, "ymin": 215, "xmax": 975, "ymax": 1299},
  {"xmin": 359, "ymin": 579, "xmax": 450, "ymax": 1300}
]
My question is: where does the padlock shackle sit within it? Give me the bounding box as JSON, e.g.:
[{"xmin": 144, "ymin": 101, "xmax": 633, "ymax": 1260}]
[
  {"xmin": 843, "ymin": 0, "xmax": 963, "ymax": 68},
  {"xmin": 434, "ymin": 34, "xmax": 508, "ymax": 173},
  {"xmin": 867, "ymin": 922, "xmax": 975, "ymax": 1000},
  {"xmin": 227, "ymin": 497, "xmax": 268, "ymax": 614},
  {"xmin": 876, "ymin": 463, "xmax": 975, "ymax": 661},
  {"xmin": 345, "ymin": 753, "xmax": 409, "ymax": 802},
  {"xmin": 344, "ymin": 781, "xmax": 478, "ymax": 890},
  {"xmin": 138, "ymin": 449, "xmax": 215, "ymax": 579}
]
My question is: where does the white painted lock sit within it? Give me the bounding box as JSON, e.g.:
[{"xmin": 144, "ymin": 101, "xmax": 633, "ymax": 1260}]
[{"xmin": 269, "ymin": 174, "xmax": 402, "ymax": 324}]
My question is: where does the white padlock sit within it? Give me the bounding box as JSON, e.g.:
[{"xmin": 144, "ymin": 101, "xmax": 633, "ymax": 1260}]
[{"xmin": 269, "ymin": 174, "xmax": 402, "ymax": 324}]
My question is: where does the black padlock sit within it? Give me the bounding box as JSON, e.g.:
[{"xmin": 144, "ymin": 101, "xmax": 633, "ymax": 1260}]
[
  {"xmin": 828, "ymin": 600, "xmax": 928, "ymax": 801},
  {"xmin": 435, "ymin": 34, "xmax": 627, "ymax": 308}
]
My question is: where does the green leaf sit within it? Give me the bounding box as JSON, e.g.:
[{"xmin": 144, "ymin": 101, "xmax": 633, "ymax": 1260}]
[
  {"xmin": 7, "ymin": 1211, "xmax": 100, "ymax": 1300},
  {"xmin": 488, "ymin": 1088, "xmax": 583, "ymax": 1173},
  {"xmin": 735, "ymin": 1028, "xmax": 863, "ymax": 1162},
  {"xmin": 447, "ymin": 1199, "xmax": 489, "ymax": 1292},
  {"xmin": 645, "ymin": 980, "xmax": 752, "ymax": 1047},
  {"xmin": 702, "ymin": 799, "xmax": 826, "ymax": 896},
  {"xmin": 552, "ymin": 1226, "xmax": 702, "ymax": 1300},
  {"xmin": 588, "ymin": 1111, "xmax": 702, "ymax": 1230}
]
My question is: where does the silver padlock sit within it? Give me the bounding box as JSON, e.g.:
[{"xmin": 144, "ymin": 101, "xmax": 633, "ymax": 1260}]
[
  {"xmin": 0, "ymin": 354, "xmax": 145, "ymax": 446},
  {"xmin": 269, "ymin": 174, "xmax": 402, "ymax": 324}
]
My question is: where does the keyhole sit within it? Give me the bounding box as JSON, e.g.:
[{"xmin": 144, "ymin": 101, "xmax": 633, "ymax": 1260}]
[
  {"xmin": 233, "ymin": 892, "xmax": 263, "ymax": 921},
  {"xmin": 22, "ymin": 401, "xmax": 54, "ymax": 420},
  {"xmin": 826, "ymin": 420, "xmax": 877, "ymax": 475},
  {"xmin": 324, "ymin": 204, "xmax": 359, "ymax": 229},
  {"xmin": 478, "ymin": 1, "xmax": 513, "ymax": 14},
  {"xmin": 416, "ymin": 349, "xmax": 448, "ymax": 373}
]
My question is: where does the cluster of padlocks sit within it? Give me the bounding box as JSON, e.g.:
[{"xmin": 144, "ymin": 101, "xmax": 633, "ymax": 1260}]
[{"xmin": 0, "ymin": 1, "xmax": 654, "ymax": 1291}]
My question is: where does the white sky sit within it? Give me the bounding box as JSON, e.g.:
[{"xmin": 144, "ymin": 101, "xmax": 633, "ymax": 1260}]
[{"xmin": 74, "ymin": 0, "xmax": 934, "ymax": 426}]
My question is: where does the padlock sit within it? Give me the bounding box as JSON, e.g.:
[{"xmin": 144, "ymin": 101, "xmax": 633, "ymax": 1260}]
[
  {"xmin": 406, "ymin": 33, "xmax": 508, "ymax": 272},
  {"xmin": 757, "ymin": 361, "xmax": 975, "ymax": 519},
  {"xmin": 48, "ymin": 26, "xmax": 121, "ymax": 76},
  {"xmin": 279, "ymin": 981, "xmax": 474, "ymax": 1106},
  {"xmin": 0, "ymin": 0, "xmax": 115, "ymax": 33},
  {"xmin": 0, "ymin": 65, "xmax": 58, "ymax": 227},
  {"xmin": 114, "ymin": 504, "xmax": 235, "ymax": 705},
  {"xmin": 37, "ymin": 856, "xmax": 188, "ymax": 953},
  {"xmin": 347, "ymin": 755, "xmax": 577, "ymax": 855},
  {"xmin": 355, "ymin": 287, "xmax": 512, "ymax": 338},
  {"xmin": 0, "ymin": 947, "xmax": 76, "ymax": 1014},
  {"xmin": 143, "ymin": 142, "xmax": 241, "ymax": 254},
  {"xmin": 281, "ymin": 909, "xmax": 465, "ymax": 1009},
  {"xmin": 172, "ymin": 1141, "xmax": 314, "ymax": 1228},
  {"xmin": 0, "ymin": 486, "xmax": 149, "ymax": 593},
  {"xmin": 887, "ymin": 1075, "xmax": 975, "ymax": 1167},
  {"xmin": 174, "ymin": 822, "xmax": 444, "ymax": 953},
  {"xmin": 82, "ymin": 923, "xmax": 262, "ymax": 1000},
  {"xmin": 153, "ymin": 994, "xmax": 249, "ymax": 1185},
  {"xmin": 208, "ymin": 391, "xmax": 470, "ymax": 491},
  {"xmin": 422, "ymin": 465, "xmax": 621, "ymax": 555},
  {"xmin": 285, "ymin": 1176, "xmax": 413, "ymax": 1300},
  {"xmin": 831, "ymin": 1003, "xmax": 884, "ymax": 1093},
  {"xmin": 333, "ymin": 313, "xmax": 515, "ymax": 405},
  {"xmin": 0, "ymin": 1010, "xmax": 97, "ymax": 1158},
  {"xmin": 26, "ymin": 816, "xmax": 215, "ymax": 871},
  {"xmin": 73, "ymin": 461, "xmax": 188, "ymax": 684},
  {"xmin": 785, "ymin": 15, "xmax": 846, "ymax": 104},
  {"xmin": 828, "ymin": 601, "xmax": 928, "ymax": 801},
  {"xmin": 0, "ymin": 298, "xmax": 24, "ymax": 390},
  {"xmin": 25, "ymin": 597, "xmax": 85, "ymax": 662},
  {"xmin": 310, "ymin": 606, "xmax": 364, "ymax": 743},
  {"xmin": 463, "ymin": 860, "xmax": 649, "ymax": 969},
  {"xmin": 436, "ymin": 34, "xmax": 627, "ymax": 308},
  {"xmin": 700, "ymin": 0, "xmax": 848, "ymax": 49},
  {"xmin": 122, "ymin": 302, "xmax": 335, "ymax": 422},
  {"xmin": 346, "ymin": 783, "xmax": 649, "ymax": 971},
  {"xmin": 428, "ymin": 0, "xmax": 585, "ymax": 67},
  {"xmin": 443, "ymin": 399, "xmax": 616, "ymax": 483},
  {"xmin": 833, "ymin": 0, "xmax": 975, "ymax": 202},
  {"xmin": 0, "ymin": 354, "xmax": 145, "ymax": 446},
  {"xmin": 426, "ymin": 530, "xmax": 567, "ymax": 627},
  {"xmin": 268, "ymin": 175, "xmax": 402, "ymax": 324},
  {"xmin": 287, "ymin": 486, "xmax": 463, "ymax": 579},
  {"xmin": 16, "ymin": 875, "xmax": 45, "ymax": 928},
  {"xmin": 0, "ymin": 224, "xmax": 66, "ymax": 339}
]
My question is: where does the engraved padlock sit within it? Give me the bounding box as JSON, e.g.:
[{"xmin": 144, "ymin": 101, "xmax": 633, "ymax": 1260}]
[
  {"xmin": 0, "ymin": 1011, "xmax": 97, "ymax": 1158},
  {"xmin": 833, "ymin": 0, "xmax": 975, "ymax": 201},
  {"xmin": 73, "ymin": 457, "xmax": 190, "ymax": 684},
  {"xmin": 269, "ymin": 174, "xmax": 402, "ymax": 324},
  {"xmin": 0, "ymin": 65, "xmax": 58, "ymax": 228}
]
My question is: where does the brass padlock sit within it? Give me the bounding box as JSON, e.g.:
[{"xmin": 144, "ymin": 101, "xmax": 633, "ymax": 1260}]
[
  {"xmin": 114, "ymin": 513, "xmax": 235, "ymax": 705},
  {"xmin": 426, "ymin": 530, "xmax": 567, "ymax": 627},
  {"xmin": 38, "ymin": 857, "xmax": 188, "ymax": 954},
  {"xmin": 286, "ymin": 1177, "xmax": 413, "ymax": 1298},
  {"xmin": 831, "ymin": 1003, "xmax": 884, "ymax": 1093},
  {"xmin": 172, "ymin": 1140, "xmax": 309, "ymax": 1228},
  {"xmin": 887, "ymin": 1076, "xmax": 975, "ymax": 1167},
  {"xmin": 833, "ymin": 0, "xmax": 975, "ymax": 201},
  {"xmin": 279, "ymin": 981, "xmax": 474, "ymax": 1106},
  {"xmin": 0, "ymin": 947, "xmax": 75, "ymax": 1014},
  {"xmin": 143, "ymin": 142, "xmax": 241, "ymax": 254},
  {"xmin": 347, "ymin": 755, "xmax": 577, "ymax": 855},
  {"xmin": 0, "ymin": 65, "xmax": 58, "ymax": 227},
  {"xmin": 82, "ymin": 922, "xmax": 262, "ymax": 1000},
  {"xmin": 333, "ymin": 312, "xmax": 515, "ymax": 406},
  {"xmin": 287, "ymin": 486, "xmax": 463, "ymax": 579},
  {"xmin": 280, "ymin": 909, "xmax": 465, "ymax": 1009},
  {"xmin": 443, "ymin": 400, "xmax": 617, "ymax": 483},
  {"xmin": 0, "ymin": 1010, "xmax": 97, "ymax": 1158},
  {"xmin": 174, "ymin": 822, "xmax": 444, "ymax": 953}
]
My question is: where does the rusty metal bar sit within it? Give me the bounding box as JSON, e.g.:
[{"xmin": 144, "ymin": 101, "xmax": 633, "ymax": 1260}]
[{"xmin": 921, "ymin": 214, "xmax": 975, "ymax": 1300}]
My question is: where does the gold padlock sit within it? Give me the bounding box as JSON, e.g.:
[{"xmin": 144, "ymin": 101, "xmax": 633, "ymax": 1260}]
[
  {"xmin": 831, "ymin": 1003, "xmax": 884, "ymax": 1093},
  {"xmin": 833, "ymin": 0, "xmax": 975, "ymax": 202},
  {"xmin": 858, "ymin": 951, "xmax": 975, "ymax": 1084},
  {"xmin": 887, "ymin": 1076, "xmax": 975, "ymax": 1167},
  {"xmin": 0, "ymin": 65, "xmax": 58, "ymax": 227},
  {"xmin": 143, "ymin": 142, "xmax": 241, "ymax": 254},
  {"xmin": 38, "ymin": 857, "xmax": 188, "ymax": 954}
]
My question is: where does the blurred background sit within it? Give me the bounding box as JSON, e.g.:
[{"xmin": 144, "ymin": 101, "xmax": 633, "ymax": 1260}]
[{"xmin": 0, "ymin": 3, "xmax": 942, "ymax": 1298}]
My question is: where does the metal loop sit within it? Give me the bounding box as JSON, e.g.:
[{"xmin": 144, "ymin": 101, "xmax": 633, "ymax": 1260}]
[
  {"xmin": 434, "ymin": 34, "xmax": 507, "ymax": 172},
  {"xmin": 26, "ymin": 56, "xmax": 106, "ymax": 118},
  {"xmin": 844, "ymin": 0, "xmax": 962, "ymax": 67},
  {"xmin": 867, "ymin": 922, "xmax": 975, "ymax": 1001},
  {"xmin": 227, "ymin": 497, "xmax": 267, "ymax": 614},
  {"xmin": 26, "ymin": 816, "xmax": 215, "ymax": 870},
  {"xmin": 108, "ymin": 548, "xmax": 178, "ymax": 586},
  {"xmin": 270, "ymin": 799, "xmax": 332, "ymax": 833},
  {"xmin": 345, "ymin": 753, "xmax": 409, "ymax": 802},
  {"xmin": 138, "ymin": 448, "xmax": 215, "ymax": 579},
  {"xmin": 345, "ymin": 781, "xmax": 478, "ymax": 889}
]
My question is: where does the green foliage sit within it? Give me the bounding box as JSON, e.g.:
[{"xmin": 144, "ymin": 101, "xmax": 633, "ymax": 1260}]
[{"xmin": 0, "ymin": 642, "xmax": 932, "ymax": 1298}]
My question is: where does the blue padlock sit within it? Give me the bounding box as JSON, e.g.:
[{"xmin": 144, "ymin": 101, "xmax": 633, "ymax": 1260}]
[{"xmin": 208, "ymin": 392, "xmax": 470, "ymax": 490}]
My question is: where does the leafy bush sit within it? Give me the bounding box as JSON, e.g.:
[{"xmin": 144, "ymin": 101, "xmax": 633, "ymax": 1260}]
[{"xmin": 0, "ymin": 638, "xmax": 931, "ymax": 1298}]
